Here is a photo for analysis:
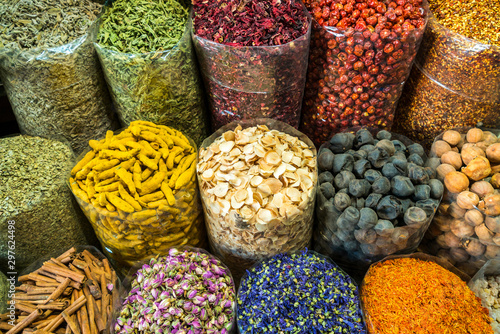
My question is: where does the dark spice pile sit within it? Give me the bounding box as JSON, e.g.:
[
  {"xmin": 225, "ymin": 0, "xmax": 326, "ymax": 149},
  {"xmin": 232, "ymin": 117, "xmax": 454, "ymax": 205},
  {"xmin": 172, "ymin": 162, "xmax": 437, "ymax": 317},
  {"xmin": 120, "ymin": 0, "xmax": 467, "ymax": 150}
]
[{"xmin": 237, "ymin": 250, "xmax": 366, "ymax": 333}]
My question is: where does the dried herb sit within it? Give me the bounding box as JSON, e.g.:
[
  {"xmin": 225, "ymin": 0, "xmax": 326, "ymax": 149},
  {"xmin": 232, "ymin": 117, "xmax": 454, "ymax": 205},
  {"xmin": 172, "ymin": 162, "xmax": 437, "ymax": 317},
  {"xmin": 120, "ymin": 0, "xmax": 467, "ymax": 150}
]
[
  {"xmin": 95, "ymin": 0, "xmax": 208, "ymax": 146},
  {"xmin": 0, "ymin": 272, "xmax": 7, "ymax": 314},
  {"xmin": 0, "ymin": 0, "xmax": 117, "ymax": 154},
  {"xmin": 237, "ymin": 250, "xmax": 366, "ymax": 333},
  {"xmin": 0, "ymin": 136, "xmax": 98, "ymax": 273},
  {"xmin": 192, "ymin": 0, "xmax": 311, "ymax": 130},
  {"xmin": 361, "ymin": 256, "xmax": 493, "ymax": 334}
]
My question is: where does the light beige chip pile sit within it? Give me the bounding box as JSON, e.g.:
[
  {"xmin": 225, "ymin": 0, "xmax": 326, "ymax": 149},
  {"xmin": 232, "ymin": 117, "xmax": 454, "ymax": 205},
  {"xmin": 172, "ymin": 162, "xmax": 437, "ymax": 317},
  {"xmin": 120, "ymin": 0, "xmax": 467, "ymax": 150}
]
[{"xmin": 197, "ymin": 124, "xmax": 317, "ymax": 271}]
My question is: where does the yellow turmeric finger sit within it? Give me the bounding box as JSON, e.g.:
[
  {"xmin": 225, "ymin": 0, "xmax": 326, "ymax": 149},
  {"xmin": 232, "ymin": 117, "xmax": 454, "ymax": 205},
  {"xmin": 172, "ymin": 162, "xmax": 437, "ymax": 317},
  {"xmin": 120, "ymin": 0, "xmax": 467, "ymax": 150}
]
[
  {"xmin": 93, "ymin": 159, "xmax": 120, "ymax": 172},
  {"xmin": 138, "ymin": 140, "xmax": 157, "ymax": 157},
  {"xmin": 147, "ymin": 199, "xmax": 168, "ymax": 209},
  {"xmin": 124, "ymin": 141, "xmax": 143, "ymax": 151},
  {"xmin": 98, "ymin": 192, "xmax": 108, "ymax": 207},
  {"xmin": 168, "ymin": 169, "xmax": 180, "ymax": 189},
  {"xmin": 130, "ymin": 210, "xmax": 157, "ymax": 222},
  {"xmin": 107, "ymin": 193, "xmax": 135, "ymax": 213},
  {"xmin": 118, "ymin": 184, "xmax": 142, "ymax": 211},
  {"xmin": 175, "ymin": 162, "xmax": 196, "ymax": 189},
  {"xmin": 89, "ymin": 139, "xmax": 108, "ymax": 151},
  {"xmin": 115, "ymin": 167, "xmax": 136, "ymax": 195},
  {"xmin": 140, "ymin": 171, "xmax": 166, "ymax": 195},
  {"xmin": 95, "ymin": 181, "xmax": 120, "ymax": 193},
  {"xmin": 138, "ymin": 191, "xmax": 165, "ymax": 203},
  {"xmin": 71, "ymin": 151, "xmax": 95, "ymax": 176},
  {"xmin": 109, "ymin": 136, "xmax": 135, "ymax": 149},
  {"xmin": 161, "ymin": 182, "xmax": 176, "ymax": 206},
  {"xmin": 106, "ymin": 203, "xmax": 116, "ymax": 211},
  {"xmin": 86, "ymin": 181, "xmax": 96, "ymax": 200},
  {"xmin": 141, "ymin": 168, "xmax": 154, "ymax": 181},
  {"xmin": 166, "ymin": 147, "xmax": 183, "ymax": 170},
  {"xmin": 105, "ymin": 130, "xmax": 114, "ymax": 143},
  {"xmin": 96, "ymin": 176, "xmax": 117, "ymax": 188},
  {"xmin": 158, "ymin": 132, "xmax": 175, "ymax": 148},
  {"xmin": 139, "ymin": 153, "xmax": 158, "ymax": 171},
  {"xmin": 99, "ymin": 148, "xmax": 140, "ymax": 161},
  {"xmin": 70, "ymin": 178, "xmax": 89, "ymax": 202},
  {"xmin": 75, "ymin": 157, "xmax": 100, "ymax": 180},
  {"xmin": 178, "ymin": 153, "xmax": 196, "ymax": 173},
  {"xmin": 133, "ymin": 161, "xmax": 142, "ymax": 191}
]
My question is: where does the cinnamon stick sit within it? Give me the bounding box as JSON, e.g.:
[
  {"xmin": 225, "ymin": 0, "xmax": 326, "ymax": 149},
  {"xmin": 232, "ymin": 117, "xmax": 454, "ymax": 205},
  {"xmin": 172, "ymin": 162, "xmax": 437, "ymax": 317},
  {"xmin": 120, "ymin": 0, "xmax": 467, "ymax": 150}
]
[
  {"xmin": 81, "ymin": 288, "xmax": 95, "ymax": 334},
  {"xmin": 39, "ymin": 264, "xmax": 86, "ymax": 284},
  {"xmin": 14, "ymin": 303, "xmax": 36, "ymax": 314},
  {"xmin": 90, "ymin": 302, "xmax": 104, "ymax": 334},
  {"xmin": 43, "ymin": 296, "xmax": 86, "ymax": 332},
  {"xmin": 0, "ymin": 323, "xmax": 14, "ymax": 331},
  {"xmin": 60, "ymin": 314, "xmax": 79, "ymax": 334},
  {"xmin": 98, "ymin": 276, "xmax": 107, "ymax": 327},
  {"xmin": 44, "ymin": 279, "xmax": 71, "ymax": 304},
  {"xmin": 56, "ymin": 248, "xmax": 76, "ymax": 263},
  {"xmin": 75, "ymin": 304, "xmax": 90, "ymax": 334},
  {"xmin": 36, "ymin": 302, "xmax": 69, "ymax": 311},
  {"xmin": 13, "ymin": 295, "xmax": 51, "ymax": 302},
  {"xmin": 6, "ymin": 309, "xmax": 42, "ymax": 334}
]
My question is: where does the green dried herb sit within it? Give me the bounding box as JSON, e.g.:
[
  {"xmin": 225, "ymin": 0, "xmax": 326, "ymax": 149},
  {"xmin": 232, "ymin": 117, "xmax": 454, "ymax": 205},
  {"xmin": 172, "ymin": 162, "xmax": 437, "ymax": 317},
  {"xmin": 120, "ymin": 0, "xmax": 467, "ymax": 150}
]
[
  {"xmin": 95, "ymin": 0, "xmax": 208, "ymax": 146},
  {"xmin": 0, "ymin": 272, "xmax": 8, "ymax": 314}
]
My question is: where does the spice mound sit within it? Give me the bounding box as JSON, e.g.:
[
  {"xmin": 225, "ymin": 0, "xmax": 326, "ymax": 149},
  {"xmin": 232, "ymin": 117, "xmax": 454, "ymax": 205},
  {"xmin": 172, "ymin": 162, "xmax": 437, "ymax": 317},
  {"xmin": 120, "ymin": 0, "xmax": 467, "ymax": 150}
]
[
  {"xmin": 361, "ymin": 257, "xmax": 493, "ymax": 334},
  {"xmin": 69, "ymin": 120, "xmax": 205, "ymax": 269},
  {"xmin": 237, "ymin": 250, "xmax": 366, "ymax": 333},
  {"xmin": 472, "ymin": 274, "xmax": 500, "ymax": 333},
  {"xmin": 114, "ymin": 248, "xmax": 236, "ymax": 334},
  {"xmin": 197, "ymin": 123, "xmax": 317, "ymax": 278},
  {"xmin": 193, "ymin": 0, "xmax": 309, "ymax": 46}
]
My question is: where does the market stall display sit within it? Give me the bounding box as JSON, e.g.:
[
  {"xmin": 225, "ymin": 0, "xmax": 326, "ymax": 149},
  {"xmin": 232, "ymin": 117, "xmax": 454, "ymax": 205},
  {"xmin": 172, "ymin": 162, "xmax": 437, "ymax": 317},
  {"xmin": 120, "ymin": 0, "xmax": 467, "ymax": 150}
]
[
  {"xmin": 0, "ymin": 135, "xmax": 98, "ymax": 273},
  {"xmin": 114, "ymin": 247, "xmax": 236, "ymax": 334},
  {"xmin": 314, "ymin": 128, "xmax": 442, "ymax": 272},
  {"xmin": 361, "ymin": 254, "xmax": 493, "ymax": 334},
  {"xmin": 95, "ymin": 0, "xmax": 208, "ymax": 146},
  {"xmin": 197, "ymin": 119, "xmax": 317, "ymax": 281},
  {"xmin": 394, "ymin": 0, "xmax": 500, "ymax": 148},
  {"xmin": 0, "ymin": 0, "xmax": 117, "ymax": 154},
  {"xmin": 237, "ymin": 250, "xmax": 366, "ymax": 333},
  {"xmin": 0, "ymin": 247, "xmax": 120, "ymax": 334},
  {"xmin": 69, "ymin": 121, "xmax": 205, "ymax": 270},
  {"xmin": 470, "ymin": 259, "xmax": 500, "ymax": 333},
  {"xmin": 192, "ymin": 0, "xmax": 311, "ymax": 130},
  {"xmin": 421, "ymin": 128, "xmax": 500, "ymax": 276},
  {"xmin": 300, "ymin": 0, "xmax": 428, "ymax": 146}
]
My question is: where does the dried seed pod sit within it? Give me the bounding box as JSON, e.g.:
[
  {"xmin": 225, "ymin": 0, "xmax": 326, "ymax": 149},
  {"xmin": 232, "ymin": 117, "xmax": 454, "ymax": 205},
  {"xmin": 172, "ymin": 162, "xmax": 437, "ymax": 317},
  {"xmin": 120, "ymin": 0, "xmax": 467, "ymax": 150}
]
[
  {"xmin": 426, "ymin": 157, "xmax": 442, "ymax": 170},
  {"xmin": 444, "ymin": 231, "xmax": 461, "ymax": 249},
  {"xmin": 465, "ymin": 209, "xmax": 484, "ymax": 227},
  {"xmin": 475, "ymin": 224, "xmax": 494, "ymax": 244},
  {"xmin": 376, "ymin": 195, "xmax": 403, "ymax": 220},
  {"xmin": 365, "ymin": 193, "xmax": 383, "ymax": 209},
  {"xmin": 444, "ymin": 171, "xmax": 469, "ymax": 193},
  {"xmin": 442, "ymin": 130, "xmax": 462, "ymax": 146},
  {"xmin": 486, "ymin": 143, "xmax": 500, "ymax": 164},
  {"xmin": 408, "ymin": 143, "xmax": 425, "ymax": 157},
  {"xmin": 437, "ymin": 163, "xmax": 456, "ymax": 181},
  {"xmin": 349, "ymin": 179, "xmax": 371, "ymax": 198},
  {"xmin": 462, "ymin": 156, "xmax": 491, "ymax": 181},
  {"xmin": 320, "ymin": 182, "xmax": 336, "ymax": 200},
  {"xmin": 407, "ymin": 164, "xmax": 429, "ymax": 184},
  {"xmin": 382, "ymin": 163, "xmax": 404, "ymax": 179},
  {"xmin": 375, "ymin": 139, "xmax": 396, "ymax": 156},
  {"xmin": 449, "ymin": 247, "xmax": 470, "ymax": 263},
  {"xmin": 447, "ymin": 202, "xmax": 467, "ymax": 219},
  {"xmin": 461, "ymin": 145, "xmax": 485, "ymax": 165},
  {"xmin": 441, "ymin": 151, "xmax": 463, "ymax": 170},
  {"xmin": 485, "ymin": 215, "xmax": 500, "ymax": 233},
  {"xmin": 368, "ymin": 147, "xmax": 390, "ymax": 168},
  {"xmin": 354, "ymin": 228, "xmax": 377, "ymax": 244},
  {"xmin": 364, "ymin": 169, "xmax": 382, "ymax": 183},
  {"xmin": 429, "ymin": 179, "xmax": 444, "ymax": 199},
  {"xmin": 492, "ymin": 173, "xmax": 500, "ymax": 189},
  {"xmin": 360, "ymin": 144, "xmax": 376, "ymax": 153},
  {"xmin": 464, "ymin": 239, "xmax": 486, "ymax": 257},
  {"xmin": 436, "ymin": 233, "xmax": 450, "ymax": 249},
  {"xmin": 431, "ymin": 140, "xmax": 452, "ymax": 158},
  {"xmin": 391, "ymin": 227, "xmax": 410, "ymax": 247},
  {"xmin": 376, "ymin": 131, "xmax": 392, "ymax": 141},
  {"xmin": 391, "ymin": 176, "xmax": 415, "ymax": 197},
  {"xmin": 484, "ymin": 194, "xmax": 500, "ymax": 216},
  {"xmin": 466, "ymin": 128, "xmax": 484, "ymax": 143},
  {"xmin": 416, "ymin": 199, "xmax": 440, "ymax": 217},
  {"xmin": 414, "ymin": 185, "xmax": 431, "ymax": 201},
  {"xmin": 334, "ymin": 192, "xmax": 351, "ymax": 211},
  {"xmin": 329, "ymin": 133, "xmax": 354, "ymax": 153},
  {"xmin": 357, "ymin": 207, "xmax": 378, "ymax": 229},
  {"xmin": 470, "ymin": 181, "xmax": 495, "ymax": 198},
  {"xmin": 408, "ymin": 153, "xmax": 424, "ymax": 167},
  {"xmin": 332, "ymin": 154, "xmax": 355, "ymax": 173},
  {"xmin": 372, "ymin": 177, "xmax": 391, "ymax": 195},
  {"xmin": 353, "ymin": 159, "xmax": 371, "ymax": 178},
  {"xmin": 404, "ymin": 207, "xmax": 428, "ymax": 227},
  {"xmin": 392, "ymin": 140, "xmax": 407, "ymax": 152},
  {"xmin": 360, "ymin": 243, "xmax": 381, "ymax": 256},
  {"xmin": 318, "ymin": 148, "xmax": 335, "ymax": 171},
  {"xmin": 374, "ymin": 220, "xmax": 394, "ymax": 237},
  {"xmin": 436, "ymin": 249, "xmax": 456, "ymax": 265},
  {"xmin": 334, "ymin": 170, "xmax": 356, "ymax": 190},
  {"xmin": 456, "ymin": 191, "xmax": 480, "ymax": 210},
  {"xmin": 485, "ymin": 245, "xmax": 500, "ymax": 259},
  {"xmin": 355, "ymin": 129, "xmax": 375, "ymax": 147},
  {"xmin": 319, "ymin": 171, "xmax": 335, "ymax": 185}
]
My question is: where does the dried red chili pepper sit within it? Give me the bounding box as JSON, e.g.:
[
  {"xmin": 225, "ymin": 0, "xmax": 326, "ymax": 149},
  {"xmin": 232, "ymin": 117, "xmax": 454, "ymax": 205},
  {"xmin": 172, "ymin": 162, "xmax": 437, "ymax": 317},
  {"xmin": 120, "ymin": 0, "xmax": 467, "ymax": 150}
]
[
  {"xmin": 300, "ymin": 0, "xmax": 428, "ymax": 146},
  {"xmin": 192, "ymin": 0, "xmax": 311, "ymax": 130}
]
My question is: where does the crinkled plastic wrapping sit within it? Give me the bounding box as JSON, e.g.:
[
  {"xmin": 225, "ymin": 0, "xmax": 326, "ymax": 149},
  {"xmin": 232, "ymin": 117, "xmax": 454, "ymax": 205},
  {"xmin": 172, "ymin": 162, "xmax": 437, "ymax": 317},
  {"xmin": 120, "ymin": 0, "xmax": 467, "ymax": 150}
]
[
  {"xmin": 469, "ymin": 259, "xmax": 500, "ymax": 333},
  {"xmin": 192, "ymin": 10, "xmax": 312, "ymax": 131},
  {"xmin": 112, "ymin": 246, "xmax": 236, "ymax": 334},
  {"xmin": 0, "ymin": 23, "xmax": 117, "ymax": 155},
  {"xmin": 361, "ymin": 253, "xmax": 471, "ymax": 334},
  {"xmin": 237, "ymin": 249, "xmax": 366, "ymax": 334},
  {"xmin": 394, "ymin": 12, "xmax": 500, "ymax": 148},
  {"xmin": 69, "ymin": 131, "xmax": 206, "ymax": 272},
  {"xmin": 420, "ymin": 127, "xmax": 500, "ymax": 277},
  {"xmin": 300, "ymin": 3, "xmax": 428, "ymax": 147},
  {"xmin": 94, "ymin": 18, "xmax": 208, "ymax": 146},
  {"xmin": 313, "ymin": 129, "xmax": 440, "ymax": 274},
  {"xmin": 198, "ymin": 118, "xmax": 317, "ymax": 283}
]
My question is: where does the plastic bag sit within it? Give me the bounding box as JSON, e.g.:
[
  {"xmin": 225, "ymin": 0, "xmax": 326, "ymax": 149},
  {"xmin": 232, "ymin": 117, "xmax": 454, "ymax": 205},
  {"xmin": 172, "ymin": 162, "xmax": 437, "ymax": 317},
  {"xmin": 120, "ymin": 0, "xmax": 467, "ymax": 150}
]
[
  {"xmin": 197, "ymin": 118, "xmax": 317, "ymax": 282},
  {"xmin": 300, "ymin": 3, "xmax": 429, "ymax": 146},
  {"xmin": 94, "ymin": 18, "xmax": 208, "ymax": 146},
  {"xmin": 0, "ymin": 22, "xmax": 117, "ymax": 155},
  {"xmin": 313, "ymin": 128, "xmax": 442, "ymax": 274},
  {"xmin": 192, "ymin": 13, "xmax": 312, "ymax": 131},
  {"xmin": 469, "ymin": 259, "xmax": 500, "ymax": 333},
  {"xmin": 394, "ymin": 12, "xmax": 500, "ymax": 148},
  {"xmin": 0, "ymin": 134, "xmax": 99, "ymax": 273},
  {"xmin": 112, "ymin": 246, "xmax": 236, "ymax": 334},
  {"xmin": 420, "ymin": 127, "xmax": 500, "ymax": 277}
]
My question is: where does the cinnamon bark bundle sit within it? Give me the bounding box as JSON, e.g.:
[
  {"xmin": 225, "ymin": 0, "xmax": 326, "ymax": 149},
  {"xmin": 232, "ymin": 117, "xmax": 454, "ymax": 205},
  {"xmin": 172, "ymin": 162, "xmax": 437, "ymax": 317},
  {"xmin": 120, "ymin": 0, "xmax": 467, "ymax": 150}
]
[{"xmin": 0, "ymin": 247, "xmax": 118, "ymax": 334}]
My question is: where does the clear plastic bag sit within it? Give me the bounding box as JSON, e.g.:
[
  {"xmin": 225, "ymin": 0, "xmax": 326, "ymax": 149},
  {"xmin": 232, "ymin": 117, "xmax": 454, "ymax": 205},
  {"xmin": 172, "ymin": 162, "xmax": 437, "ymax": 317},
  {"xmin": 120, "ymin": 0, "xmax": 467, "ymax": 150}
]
[
  {"xmin": 0, "ymin": 22, "xmax": 117, "ymax": 155},
  {"xmin": 192, "ymin": 12, "xmax": 312, "ymax": 131},
  {"xmin": 197, "ymin": 118, "xmax": 317, "ymax": 282},
  {"xmin": 469, "ymin": 259, "xmax": 500, "ymax": 333},
  {"xmin": 420, "ymin": 127, "xmax": 500, "ymax": 277},
  {"xmin": 94, "ymin": 18, "xmax": 208, "ymax": 146},
  {"xmin": 300, "ymin": 2, "xmax": 429, "ymax": 146},
  {"xmin": 394, "ymin": 12, "xmax": 500, "ymax": 148},
  {"xmin": 112, "ymin": 246, "xmax": 236, "ymax": 334}
]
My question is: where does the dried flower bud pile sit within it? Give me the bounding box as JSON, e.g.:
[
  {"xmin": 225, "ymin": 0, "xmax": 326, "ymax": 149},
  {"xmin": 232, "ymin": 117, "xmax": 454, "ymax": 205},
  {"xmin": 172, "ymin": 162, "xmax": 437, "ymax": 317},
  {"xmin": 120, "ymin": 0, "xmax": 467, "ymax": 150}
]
[
  {"xmin": 69, "ymin": 120, "xmax": 205, "ymax": 269},
  {"xmin": 114, "ymin": 248, "xmax": 236, "ymax": 334},
  {"xmin": 422, "ymin": 128, "xmax": 500, "ymax": 276},
  {"xmin": 361, "ymin": 257, "xmax": 493, "ymax": 334},
  {"xmin": 471, "ymin": 274, "xmax": 500, "ymax": 333},
  {"xmin": 237, "ymin": 250, "xmax": 366, "ymax": 333},
  {"xmin": 197, "ymin": 123, "xmax": 317, "ymax": 279}
]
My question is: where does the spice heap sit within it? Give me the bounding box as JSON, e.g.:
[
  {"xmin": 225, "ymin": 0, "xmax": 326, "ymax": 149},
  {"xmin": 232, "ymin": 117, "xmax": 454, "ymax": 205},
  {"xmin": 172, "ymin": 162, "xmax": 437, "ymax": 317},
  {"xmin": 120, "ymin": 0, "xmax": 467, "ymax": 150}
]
[
  {"xmin": 315, "ymin": 129, "xmax": 442, "ymax": 270},
  {"xmin": 422, "ymin": 128, "xmax": 500, "ymax": 276},
  {"xmin": 70, "ymin": 121, "xmax": 205, "ymax": 269},
  {"xmin": 197, "ymin": 123, "xmax": 317, "ymax": 279},
  {"xmin": 0, "ymin": 136, "xmax": 95, "ymax": 273},
  {"xmin": 471, "ymin": 274, "xmax": 500, "ymax": 333},
  {"xmin": 362, "ymin": 257, "xmax": 493, "ymax": 334},
  {"xmin": 238, "ymin": 250, "xmax": 365, "ymax": 333},
  {"xmin": 192, "ymin": 0, "xmax": 311, "ymax": 129},
  {"xmin": 114, "ymin": 248, "xmax": 236, "ymax": 334},
  {"xmin": 0, "ymin": 247, "xmax": 119, "ymax": 334},
  {"xmin": 300, "ymin": 0, "xmax": 428, "ymax": 146},
  {"xmin": 95, "ymin": 0, "xmax": 208, "ymax": 145}
]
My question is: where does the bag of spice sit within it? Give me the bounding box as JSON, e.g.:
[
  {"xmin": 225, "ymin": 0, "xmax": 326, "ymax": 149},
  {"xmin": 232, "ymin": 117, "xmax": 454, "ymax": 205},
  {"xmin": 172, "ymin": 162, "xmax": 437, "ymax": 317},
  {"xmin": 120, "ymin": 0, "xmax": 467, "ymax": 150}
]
[
  {"xmin": 470, "ymin": 259, "xmax": 500, "ymax": 333},
  {"xmin": 0, "ymin": 135, "xmax": 99, "ymax": 273},
  {"xmin": 69, "ymin": 121, "xmax": 206, "ymax": 272},
  {"xmin": 192, "ymin": 0, "xmax": 312, "ymax": 131},
  {"xmin": 0, "ymin": 272, "xmax": 8, "ymax": 314},
  {"xmin": 237, "ymin": 250, "xmax": 366, "ymax": 333},
  {"xmin": 299, "ymin": 0, "xmax": 428, "ymax": 147},
  {"xmin": 393, "ymin": 0, "xmax": 500, "ymax": 148},
  {"xmin": 113, "ymin": 246, "xmax": 236, "ymax": 334},
  {"xmin": 197, "ymin": 119, "xmax": 318, "ymax": 283},
  {"xmin": 420, "ymin": 127, "xmax": 500, "ymax": 277},
  {"xmin": 0, "ymin": 0, "xmax": 117, "ymax": 155},
  {"xmin": 94, "ymin": 0, "xmax": 208, "ymax": 146},
  {"xmin": 361, "ymin": 253, "xmax": 495, "ymax": 334},
  {"xmin": 314, "ymin": 128, "xmax": 443, "ymax": 275}
]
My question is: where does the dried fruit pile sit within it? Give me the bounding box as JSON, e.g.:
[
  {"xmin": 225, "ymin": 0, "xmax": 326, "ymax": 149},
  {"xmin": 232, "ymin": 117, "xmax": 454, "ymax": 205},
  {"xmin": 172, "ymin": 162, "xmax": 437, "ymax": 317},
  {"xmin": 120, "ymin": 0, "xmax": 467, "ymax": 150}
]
[
  {"xmin": 197, "ymin": 122, "xmax": 317, "ymax": 280},
  {"xmin": 422, "ymin": 128, "xmax": 500, "ymax": 276},
  {"xmin": 300, "ymin": 0, "xmax": 428, "ymax": 146},
  {"xmin": 314, "ymin": 129, "xmax": 443, "ymax": 270}
]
